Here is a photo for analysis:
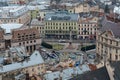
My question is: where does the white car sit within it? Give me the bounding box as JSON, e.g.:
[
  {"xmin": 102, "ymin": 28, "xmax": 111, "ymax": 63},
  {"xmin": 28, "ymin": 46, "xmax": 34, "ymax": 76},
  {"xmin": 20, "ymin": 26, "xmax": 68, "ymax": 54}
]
[{"xmin": 58, "ymin": 39, "xmax": 66, "ymax": 43}]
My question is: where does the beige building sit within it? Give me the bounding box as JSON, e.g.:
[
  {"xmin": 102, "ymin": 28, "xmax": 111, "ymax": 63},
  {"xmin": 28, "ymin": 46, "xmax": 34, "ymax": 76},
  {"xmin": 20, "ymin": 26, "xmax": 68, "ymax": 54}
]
[
  {"xmin": 0, "ymin": 6, "xmax": 30, "ymax": 25},
  {"xmin": 31, "ymin": 19, "xmax": 45, "ymax": 38},
  {"xmin": 0, "ymin": 23, "xmax": 41, "ymax": 53},
  {"xmin": 78, "ymin": 16, "xmax": 99, "ymax": 39},
  {"xmin": 96, "ymin": 18, "xmax": 120, "ymax": 61},
  {"xmin": 68, "ymin": 2, "xmax": 100, "ymax": 14}
]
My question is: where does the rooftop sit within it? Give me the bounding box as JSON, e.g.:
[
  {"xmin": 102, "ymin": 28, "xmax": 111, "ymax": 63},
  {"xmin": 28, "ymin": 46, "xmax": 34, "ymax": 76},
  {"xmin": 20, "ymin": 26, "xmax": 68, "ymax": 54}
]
[
  {"xmin": 100, "ymin": 17, "xmax": 120, "ymax": 38},
  {"xmin": 0, "ymin": 51, "xmax": 44, "ymax": 73},
  {"xmin": 44, "ymin": 64, "xmax": 90, "ymax": 80},
  {"xmin": 69, "ymin": 66, "xmax": 110, "ymax": 80},
  {"xmin": 0, "ymin": 6, "xmax": 28, "ymax": 18},
  {"xmin": 31, "ymin": 19, "xmax": 45, "ymax": 26},
  {"xmin": 45, "ymin": 10, "xmax": 79, "ymax": 21},
  {"xmin": 0, "ymin": 23, "xmax": 23, "ymax": 33}
]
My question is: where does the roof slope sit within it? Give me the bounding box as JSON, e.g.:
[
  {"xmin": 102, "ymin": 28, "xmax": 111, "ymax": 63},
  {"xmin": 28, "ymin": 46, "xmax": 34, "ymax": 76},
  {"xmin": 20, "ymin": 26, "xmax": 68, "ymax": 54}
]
[
  {"xmin": 0, "ymin": 51, "xmax": 44, "ymax": 73},
  {"xmin": 110, "ymin": 61, "xmax": 120, "ymax": 80},
  {"xmin": 69, "ymin": 66, "xmax": 110, "ymax": 80},
  {"xmin": 100, "ymin": 17, "xmax": 120, "ymax": 38}
]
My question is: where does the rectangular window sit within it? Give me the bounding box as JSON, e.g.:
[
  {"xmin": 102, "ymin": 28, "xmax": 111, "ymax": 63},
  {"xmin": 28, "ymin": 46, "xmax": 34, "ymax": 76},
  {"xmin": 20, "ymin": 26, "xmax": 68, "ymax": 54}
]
[
  {"xmin": 110, "ymin": 40, "xmax": 112, "ymax": 44},
  {"xmin": 116, "ymin": 42, "xmax": 118, "ymax": 46},
  {"xmin": 115, "ymin": 55, "xmax": 118, "ymax": 60},
  {"xmin": 116, "ymin": 49, "xmax": 118, "ymax": 53}
]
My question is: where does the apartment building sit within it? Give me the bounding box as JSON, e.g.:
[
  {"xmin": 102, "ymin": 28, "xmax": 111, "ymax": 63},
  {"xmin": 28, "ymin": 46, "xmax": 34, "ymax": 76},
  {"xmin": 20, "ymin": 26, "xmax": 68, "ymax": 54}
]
[
  {"xmin": 0, "ymin": 6, "xmax": 30, "ymax": 25},
  {"xmin": 96, "ymin": 18, "xmax": 120, "ymax": 61},
  {"xmin": 44, "ymin": 10, "xmax": 79, "ymax": 39},
  {"xmin": 0, "ymin": 23, "xmax": 41, "ymax": 53},
  {"xmin": 69, "ymin": 1, "xmax": 100, "ymax": 14},
  {"xmin": 78, "ymin": 15, "xmax": 99, "ymax": 39}
]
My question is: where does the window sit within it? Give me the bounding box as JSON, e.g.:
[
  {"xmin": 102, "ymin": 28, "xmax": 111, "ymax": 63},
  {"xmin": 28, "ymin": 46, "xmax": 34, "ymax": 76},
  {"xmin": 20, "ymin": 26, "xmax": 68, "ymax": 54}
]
[
  {"xmin": 110, "ymin": 40, "xmax": 112, "ymax": 44},
  {"xmin": 23, "ymin": 42, "xmax": 25, "ymax": 44},
  {"xmin": 116, "ymin": 49, "xmax": 118, "ymax": 53},
  {"xmin": 30, "ymin": 41, "xmax": 32, "ymax": 43},
  {"xmin": 116, "ymin": 42, "xmax": 118, "ymax": 46},
  {"xmin": 19, "ymin": 43, "xmax": 21, "ymax": 45},
  {"xmin": 110, "ymin": 53, "xmax": 112, "ymax": 60},
  {"xmin": 27, "ymin": 41, "xmax": 29, "ymax": 44},
  {"xmin": 32, "ymin": 68, "xmax": 34, "ymax": 71},
  {"xmin": 38, "ymin": 67, "xmax": 40, "ymax": 70},
  {"xmin": 74, "ymin": 23, "xmax": 76, "ymax": 25},
  {"xmin": 115, "ymin": 55, "xmax": 118, "ymax": 60}
]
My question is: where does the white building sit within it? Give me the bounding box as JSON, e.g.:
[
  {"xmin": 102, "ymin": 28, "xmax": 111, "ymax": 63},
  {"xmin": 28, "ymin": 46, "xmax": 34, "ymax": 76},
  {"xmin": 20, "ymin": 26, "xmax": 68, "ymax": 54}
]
[
  {"xmin": 0, "ymin": 6, "xmax": 30, "ymax": 25},
  {"xmin": 114, "ymin": 6, "xmax": 120, "ymax": 14}
]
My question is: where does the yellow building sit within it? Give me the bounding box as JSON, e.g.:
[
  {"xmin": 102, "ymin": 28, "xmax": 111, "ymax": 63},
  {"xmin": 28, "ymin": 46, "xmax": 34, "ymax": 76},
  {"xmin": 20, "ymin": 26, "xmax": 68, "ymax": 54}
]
[
  {"xmin": 44, "ymin": 10, "xmax": 79, "ymax": 39},
  {"xmin": 96, "ymin": 18, "xmax": 120, "ymax": 61}
]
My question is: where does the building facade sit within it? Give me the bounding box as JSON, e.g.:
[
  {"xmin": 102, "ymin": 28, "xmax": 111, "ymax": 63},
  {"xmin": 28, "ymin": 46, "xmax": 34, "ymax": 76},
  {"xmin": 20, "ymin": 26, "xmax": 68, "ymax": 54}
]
[
  {"xmin": 78, "ymin": 16, "xmax": 99, "ymax": 39},
  {"xmin": 44, "ymin": 10, "xmax": 79, "ymax": 39},
  {"xmin": 0, "ymin": 6, "xmax": 30, "ymax": 25},
  {"xmin": 0, "ymin": 24, "xmax": 41, "ymax": 53},
  {"xmin": 96, "ymin": 18, "xmax": 120, "ymax": 61},
  {"xmin": 73, "ymin": 2, "xmax": 100, "ymax": 14},
  {"xmin": 31, "ymin": 19, "xmax": 45, "ymax": 38},
  {"xmin": 11, "ymin": 28, "xmax": 41, "ymax": 53}
]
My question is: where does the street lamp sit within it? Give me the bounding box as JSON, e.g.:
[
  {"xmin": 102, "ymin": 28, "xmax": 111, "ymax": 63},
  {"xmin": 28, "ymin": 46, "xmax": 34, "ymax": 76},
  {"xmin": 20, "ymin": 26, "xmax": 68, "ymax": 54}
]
[{"xmin": 82, "ymin": 29, "xmax": 88, "ymax": 53}]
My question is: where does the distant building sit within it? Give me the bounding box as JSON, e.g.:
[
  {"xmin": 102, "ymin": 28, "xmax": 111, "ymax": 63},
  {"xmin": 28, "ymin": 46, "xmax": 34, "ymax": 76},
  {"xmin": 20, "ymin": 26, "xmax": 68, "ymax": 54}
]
[
  {"xmin": 44, "ymin": 10, "xmax": 79, "ymax": 39},
  {"xmin": 67, "ymin": 1, "xmax": 100, "ymax": 14},
  {"xmin": 0, "ymin": 0, "xmax": 28, "ymax": 4},
  {"xmin": 0, "ymin": 23, "xmax": 41, "ymax": 53},
  {"xmin": 31, "ymin": 19, "xmax": 45, "ymax": 38},
  {"xmin": 0, "ymin": 6, "xmax": 30, "ymax": 25},
  {"xmin": 96, "ymin": 18, "xmax": 120, "ymax": 61},
  {"xmin": 78, "ymin": 15, "xmax": 99, "ymax": 39}
]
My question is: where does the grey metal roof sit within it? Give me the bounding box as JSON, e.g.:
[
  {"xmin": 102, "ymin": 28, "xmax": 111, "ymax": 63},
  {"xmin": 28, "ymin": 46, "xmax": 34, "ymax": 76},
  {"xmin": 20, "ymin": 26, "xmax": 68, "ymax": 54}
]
[
  {"xmin": 100, "ymin": 17, "xmax": 120, "ymax": 38},
  {"xmin": 69, "ymin": 66, "xmax": 110, "ymax": 80},
  {"xmin": 110, "ymin": 61, "xmax": 120, "ymax": 80},
  {"xmin": 45, "ymin": 10, "xmax": 79, "ymax": 21}
]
